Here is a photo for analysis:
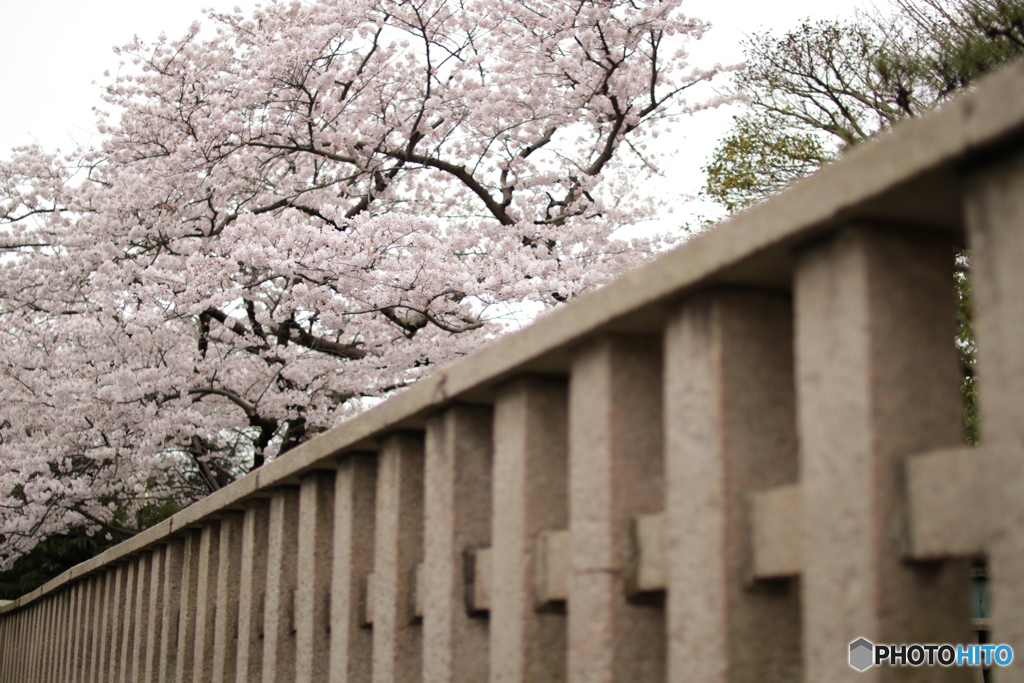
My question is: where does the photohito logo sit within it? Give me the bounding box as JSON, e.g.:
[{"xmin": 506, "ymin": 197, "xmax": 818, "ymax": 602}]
[{"xmin": 849, "ymin": 638, "xmax": 1013, "ymax": 671}]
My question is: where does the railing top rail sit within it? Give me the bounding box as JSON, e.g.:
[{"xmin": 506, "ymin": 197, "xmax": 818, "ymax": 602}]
[{"xmin": 4, "ymin": 58, "xmax": 1024, "ymax": 616}]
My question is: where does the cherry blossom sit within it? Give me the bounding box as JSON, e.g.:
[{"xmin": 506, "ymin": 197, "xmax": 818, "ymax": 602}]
[{"xmin": 0, "ymin": 0, "xmax": 734, "ymax": 567}]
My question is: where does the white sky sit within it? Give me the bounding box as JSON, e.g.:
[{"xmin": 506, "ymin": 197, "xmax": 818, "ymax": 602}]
[{"xmin": 0, "ymin": 0, "xmax": 871, "ymax": 221}]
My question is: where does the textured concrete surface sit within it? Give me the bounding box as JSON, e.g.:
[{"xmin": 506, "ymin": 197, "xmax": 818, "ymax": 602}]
[
  {"xmin": 751, "ymin": 483, "xmax": 802, "ymax": 579},
  {"xmin": 665, "ymin": 291, "xmax": 800, "ymax": 683},
  {"xmin": 328, "ymin": 455, "xmax": 377, "ymax": 683},
  {"xmin": 567, "ymin": 335, "xmax": 664, "ymax": 683},
  {"xmin": 211, "ymin": 512, "xmax": 244, "ymax": 683},
  {"xmin": 965, "ymin": 153, "xmax": 1024, "ymax": 673},
  {"xmin": 295, "ymin": 472, "xmax": 335, "ymax": 683},
  {"xmin": 535, "ymin": 530, "xmax": 570, "ymax": 605},
  {"xmin": 371, "ymin": 434, "xmax": 424, "ymax": 683},
  {"xmin": 235, "ymin": 500, "xmax": 271, "ymax": 683},
  {"xmin": 261, "ymin": 488, "xmax": 300, "ymax": 683},
  {"xmin": 8, "ymin": 56, "xmax": 1024, "ymax": 683},
  {"xmin": 796, "ymin": 229, "xmax": 970, "ymax": 683},
  {"xmin": 423, "ymin": 406, "xmax": 493, "ymax": 683},
  {"xmin": 490, "ymin": 378, "xmax": 569, "ymax": 683}
]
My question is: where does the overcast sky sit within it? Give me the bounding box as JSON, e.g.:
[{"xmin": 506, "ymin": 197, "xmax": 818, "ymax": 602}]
[{"xmin": 0, "ymin": 0, "xmax": 871, "ymax": 221}]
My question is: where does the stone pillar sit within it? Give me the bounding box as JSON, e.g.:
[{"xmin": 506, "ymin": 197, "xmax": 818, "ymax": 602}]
[
  {"xmin": 129, "ymin": 552, "xmax": 153, "ymax": 683},
  {"xmin": 967, "ymin": 155, "xmax": 1024, "ymax": 669},
  {"xmin": 293, "ymin": 471, "xmax": 335, "ymax": 683},
  {"xmin": 174, "ymin": 531, "xmax": 204, "ymax": 683},
  {"xmin": 116, "ymin": 558, "xmax": 140, "ymax": 682},
  {"xmin": 372, "ymin": 434, "xmax": 425, "ymax": 683},
  {"xmin": 193, "ymin": 522, "xmax": 222, "ymax": 683},
  {"xmin": 158, "ymin": 537, "xmax": 186, "ymax": 683},
  {"xmin": 95, "ymin": 569, "xmax": 118, "ymax": 683},
  {"xmin": 665, "ymin": 291, "xmax": 800, "ymax": 682},
  {"xmin": 66, "ymin": 581, "xmax": 86, "ymax": 681},
  {"xmin": 212, "ymin": 512, "xmax": 244, "ymax": 683},
  {"xmin": 490, "ymin": 377, "xmax": 569, "ymax": 683},
  {"xmin": 567, "ymin": 335, "xmax": 664, "ymax": 683},
  {"xmin": 262, "ymin": 488, "xmax": 301, "ymax": 683},
  {"xmin": 796, "ymin": 228, "xmax": 971, "ymax": 683},
  {"xmin": 85, "ymin": 573, "xmax": 104, "ymax": 683},
  {"xmin": 423, "ymin": 406, "xmax": 493, "ymax": 683},
  {"xmin": 143, "ymin": 544, "xmax": 168, "ymax": 683},
  {"xmin": 328, "ymin": 455, "xmax": 377, "ymax": 683},
  {"xmin": 235, "ymin": 498, "xmax": 271, "ymax": 683}
]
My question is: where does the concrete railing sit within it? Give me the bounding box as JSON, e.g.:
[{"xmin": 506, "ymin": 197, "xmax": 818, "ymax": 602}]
[{"xmin": 4, "ymin": 58, "xmax": 1024, "ymax": 683}]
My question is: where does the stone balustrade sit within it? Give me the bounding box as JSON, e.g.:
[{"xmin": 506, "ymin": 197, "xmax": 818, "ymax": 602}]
[{"xmin": 4, "ymin": 56, "xmax": 1024, "ymax": 683}]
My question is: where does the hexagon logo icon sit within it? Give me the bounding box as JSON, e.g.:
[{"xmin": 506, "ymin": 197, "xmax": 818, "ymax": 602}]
[{"xmin": 850, "ymin": 638, "xmax": 874, "ymax": 671}]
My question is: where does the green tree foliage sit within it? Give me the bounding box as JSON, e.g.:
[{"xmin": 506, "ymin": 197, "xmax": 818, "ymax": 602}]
[
  {"xmin": 895, "ymin": 0, "xmax": 1024, "ymax": 97},
  {"xmin": 703, "ymin": 0, "xmax": 1023, "ymax": 443},
  {"xmin": 0, "ymin": 500, "xmax": 180, "ymax": 600},
  {"xmin": 704, "ymin": 0, "xmax": 1024, "ymax": 214},
  {"xmin": 702, "ymin": 112, "xmax": 828, "ymax": 213},
  {"xmin": 0, "ymin": 530, "xmax": 126, "ymax": 600}
]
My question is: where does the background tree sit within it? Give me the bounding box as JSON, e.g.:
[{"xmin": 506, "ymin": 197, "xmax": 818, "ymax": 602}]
[
  {"xmin": 702, "ymin": 0, "xmax": 1023, "ymax": 445},
  {"xmin": 704, "ymin": 0, "xmax": 1024, "ymax": 213},
  {"xmin": 0, "ymin": 0, "xmax": 732, "ymax": 570}
]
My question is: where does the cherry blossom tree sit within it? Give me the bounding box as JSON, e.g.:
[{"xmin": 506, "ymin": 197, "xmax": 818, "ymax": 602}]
[{"xmin": 0, "ymin": 0, "xmax": 732, "ymax": 567}]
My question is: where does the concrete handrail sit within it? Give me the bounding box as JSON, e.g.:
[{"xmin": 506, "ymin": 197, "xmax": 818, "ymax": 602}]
[{"xmin": 3, "ymin": 57, "xmax": 1024, "ymax": 683}]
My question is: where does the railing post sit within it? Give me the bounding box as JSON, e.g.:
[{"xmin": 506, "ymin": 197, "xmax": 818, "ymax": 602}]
[
  {"xmin": 128, "ymin": 551, "xmax": 153, "ymax": 683},
  {"xmin": 0, "ymin": 608, "xmax": 7, "ymax": 682},
  {"xmin": 16, "ymin": 607, "xmax": 30, "ymax": 683},
  {"xmin": 58, "ymin": 585, "xmax": 73, "ymax": 681},
  {"xmin": 293, "ymin": 470, "xmax": 336, "ymax": 683},
  {"xmin": 328, "ymin": 454, "xmax": 377, "ymax": 683},
  {"xmin": 1, "ymin": 611, "xmax": 11, "ymax": 683},
  {"xmin": 966, "ymin": 153, "xmax": 1024, "ymax": 666},
  {"xmin": 43, "ymin": 596, "xmax": 56, "ymax": 680},
  {"xmin": 423, "ymin": 405, "xmax": 493, "ymax": 683},
  {"xmin": 193, "ymin": 522, "xmax": 222, "ymax": 683},
  {"xmin": 51, "ymin": 593, "xmax": 65, "ymax": 679},
  {"xmin": 664, "ymin": 291, "xmax": 800, "ymax": 682},
  {"xmin": 60, "ymin": 589, "xmax": 74, "ymax": 679},
  {"xmin": 83, "ymin": 574, "xmax": 102, "ymax": 683},
  {"xmin": 89, "ymin": 575, "xmax": 103, "ymax": 682},
  {"xmin": 47, "ymin": 596, "xmax": 60, "ymax": 680},
  {"xmin": 567, "ymin": 335, "xmax": 664, "ymax": 683},
  {"xmin": 45, "ymin": 594, "xmax": 58, "ymax": 680},
  {"xmin": 158, "ymin": 537, "xmax": 186, "ymax": 683},
  {"xmin": 62, "ymin": 574, "xmax": 75, "ymax": 681},
  {"xmin": 22, "ymin": 598, "xmax": 35, "ymax": 682},
  {"xmin": 142, "ymin": 544, "xmax": 167, "ymax": 683},
  {"xmin": 12, "ymin": 609, "xmax": 25, "ymax": 683},
  {"xmin": 32, "ymin": 597, "xmax": 49, "ymax": 682},
  {"xmin": 0, "ymin": 607, "xmax": 8, "ymax": 682},
  {"xmin": 372, "ymin": 434, "xmax": 425, "ymax": 683},
  {"xmin": 490, "ymin": 377, "xmax": 569, "ymax": 683},
  {"xmin": 26, "ymin": 600, "xmax": 39, "ymax": 682},
  {"xmin": 235, "ymin": 498, "xmax": 271, "ymax": 683},
  {"xmin": 212, "ymin": 512, "xmax": 244, "ymax": 683},
  {"xmin": 4, "ymin": 608, "xmax": 15, "ymax": 683},
  {"xmin": 795, "ymin": 227, "xmax": 971, "ymax": 682},
  {"xmin": 70, "ymin": 585, "xmax": 84, "ymax": 678},
  {"xmin": 34, "ymin": 597, "xmax": 51, "ymax": 682},
  {"xmin": 17, "ymin": 607, "xmax": 29, "ymax": 682},
  {"xmin": 173, "ymin": 530, "xmax": 204, "ymax": 683},
  {"xmin": 52, "ymin": 594, "xmax": 66, "ymax": 678},
  {"xmin": 116, "ymin": 559, "xmax": 139, "ymax": 682},
  {"xmin": 117, "ymin": 557, "xmax": 138, "ymax": 679},
  {"xmin": 262, "ymin": 487, "xmax": 301, "ymax": 683},
  {"xmin": 93, "ymin": 570, "xmax": 114, "ymax": 683},
  {"xmin": 101, "ymin": 565, "xmax": 123, "ymax": 680},
  {"xmin": 2, "ymin": 609, "xmax": 12, "ymax": 683}
]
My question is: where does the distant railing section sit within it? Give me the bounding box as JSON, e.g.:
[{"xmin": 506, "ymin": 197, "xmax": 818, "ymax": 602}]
[{"xmin": 4, "ymin": 59, "xmax": 1024, "ymax": 683}]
